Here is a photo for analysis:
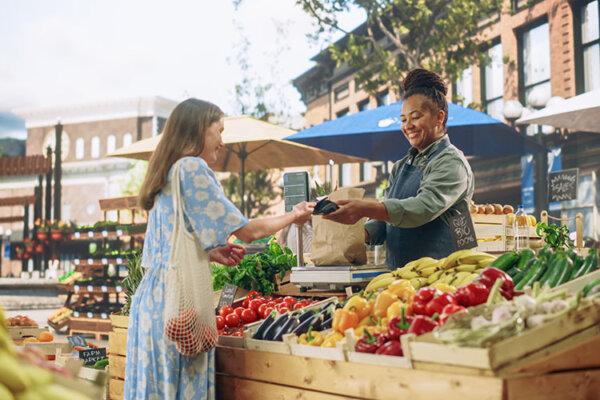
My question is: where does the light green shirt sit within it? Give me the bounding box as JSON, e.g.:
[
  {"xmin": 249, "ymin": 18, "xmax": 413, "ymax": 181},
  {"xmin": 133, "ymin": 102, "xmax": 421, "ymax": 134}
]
[{"xmin": 365, "ymin": 135, "xmax": 474, "ymax": 245}]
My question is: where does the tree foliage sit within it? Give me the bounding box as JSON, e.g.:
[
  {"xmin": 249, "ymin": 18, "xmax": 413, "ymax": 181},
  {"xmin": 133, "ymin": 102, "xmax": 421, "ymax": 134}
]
[{"xmin": 298, "ymin": 0, "xmax": 503, "ymax": 95}]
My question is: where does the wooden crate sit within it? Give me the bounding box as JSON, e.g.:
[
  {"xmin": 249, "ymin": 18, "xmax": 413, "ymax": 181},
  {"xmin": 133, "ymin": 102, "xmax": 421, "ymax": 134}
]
[
  {"xmin": 8, "ymin": 326, "xmax": 47, "ymax": 340},
  {"xmin": 284, "ymin": 333, "xmax": 346, "ymax": 361},
  {"xmin": 109, "ymin": 378, "xmax": 125, "ymax": 400},
  {"xmin": 108, "ymin": 314, "xmax": 128, "ymax": 400},
  {"xmin": 216, "ymin": 345, "xmax": 600, "ymax": 400},
  {"xmin": 407, "ymin": 299, "xmax": 600, "ymax": 372}
]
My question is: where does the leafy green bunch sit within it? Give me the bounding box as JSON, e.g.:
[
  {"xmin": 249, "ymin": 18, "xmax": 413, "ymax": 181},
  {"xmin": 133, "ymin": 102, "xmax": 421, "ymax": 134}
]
[
  {"xmin": 536, "ymin": 222, "xmax": 574, "ymax": 251},
  {"xmin": 212, "ymin": 239, "xmax": 296, "ymax": 295},
  {"xmin": 121, "ymin": 250, "xmax": 144, "ymax": 316}
]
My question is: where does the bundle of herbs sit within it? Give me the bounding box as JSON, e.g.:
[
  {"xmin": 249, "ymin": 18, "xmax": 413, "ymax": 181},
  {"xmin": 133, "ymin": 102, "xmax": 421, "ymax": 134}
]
[
  {"xmin": 212, "ymin": 239, "xmax": 296, "ymax": 295},
  {"xmin": 121, "ymin": 250, "xmax": 144, "ymax": 316}
]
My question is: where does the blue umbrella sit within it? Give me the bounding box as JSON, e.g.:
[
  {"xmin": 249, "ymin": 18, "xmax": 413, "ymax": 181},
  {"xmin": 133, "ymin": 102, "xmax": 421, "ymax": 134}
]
[{"xmin": 286, "ymin": 102, "xmax": 542, "ymax": 161}]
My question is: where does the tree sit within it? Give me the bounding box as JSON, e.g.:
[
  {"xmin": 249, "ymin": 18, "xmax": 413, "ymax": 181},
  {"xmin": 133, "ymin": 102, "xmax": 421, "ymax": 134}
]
[
  {"xmin": 221, "ymin": 170, "xmax": 279, "ymax": 218},
  {"xmin": 297, "ymin": 0, "xmax": 503, "ymax": 95}
]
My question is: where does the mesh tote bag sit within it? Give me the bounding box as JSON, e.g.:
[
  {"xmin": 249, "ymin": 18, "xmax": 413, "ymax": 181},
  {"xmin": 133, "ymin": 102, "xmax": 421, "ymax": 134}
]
[{"xmin": 163, "ymin": 161, "xmax": 218, "ymax": 356}]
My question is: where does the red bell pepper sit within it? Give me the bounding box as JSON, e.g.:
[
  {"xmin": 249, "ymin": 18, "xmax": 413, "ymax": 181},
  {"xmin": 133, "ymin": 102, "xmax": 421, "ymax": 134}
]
[
  {"xmin": 407, "ymin": 315, "xmax": 438, "ymax": 336},
  {"xmin": 412, "ymin": 287, "xmax": 441, "ymax": 315},
  {"xmin": 478, "ymin": 267, "xmax": 515, "ymax": 299},
  {"xmin": 424, "ymin": 292, "xmax": 457, "ymax": 317},
  {"xmin": 375, "ymin": 340, "xmax": 403, "ymax": 356},
  {"xmin": 439, "ymin": 304, "xmax": 466, "ymax": 324},
  {"xmin": 355, "ymin": 330, "xmax": 387, "ymax": 354},
  {"xmin": 454, "ymin": 282, "xmax": 490, "ymax": 307},
  {"xmin": 388, "ymin": 306, "xmax": 412, "ymax": 340}
]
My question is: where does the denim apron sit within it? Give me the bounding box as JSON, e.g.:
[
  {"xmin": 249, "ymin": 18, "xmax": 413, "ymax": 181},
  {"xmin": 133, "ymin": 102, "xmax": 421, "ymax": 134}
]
[{"xmin": 385, "ymin": 138, "xmax": 468, "ymax": 268}]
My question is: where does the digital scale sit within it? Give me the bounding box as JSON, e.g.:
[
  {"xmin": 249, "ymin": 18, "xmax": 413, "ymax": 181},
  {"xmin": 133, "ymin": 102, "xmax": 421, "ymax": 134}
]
[{"xmin": 283, "ymin": 171, "xmax": 389, "ymax": 292}]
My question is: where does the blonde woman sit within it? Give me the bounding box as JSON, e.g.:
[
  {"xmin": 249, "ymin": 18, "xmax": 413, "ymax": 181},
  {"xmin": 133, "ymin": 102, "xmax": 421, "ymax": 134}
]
[{"xmin": 125, "ymin": 99, "xmax": 313, "ymax": 399}]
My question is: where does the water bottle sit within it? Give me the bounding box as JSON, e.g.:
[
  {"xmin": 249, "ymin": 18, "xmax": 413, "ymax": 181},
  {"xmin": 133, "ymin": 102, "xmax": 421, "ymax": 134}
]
[{"xmin": 513, "ymin": 205, "xmax": 530, "ymax": 251}]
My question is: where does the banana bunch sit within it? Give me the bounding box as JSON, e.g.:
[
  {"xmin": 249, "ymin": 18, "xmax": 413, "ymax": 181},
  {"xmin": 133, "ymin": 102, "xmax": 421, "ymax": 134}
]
[
  {"xmin": 0, "ymin": 306, "xmax": 92, "ymax": 400},
  {"xmin": 49, "ymin": 308, "xmax": 72, "ymax": 324},
  {"xmin": 366, "ymin": 249, "xmax": 497, "ymax": 292}
]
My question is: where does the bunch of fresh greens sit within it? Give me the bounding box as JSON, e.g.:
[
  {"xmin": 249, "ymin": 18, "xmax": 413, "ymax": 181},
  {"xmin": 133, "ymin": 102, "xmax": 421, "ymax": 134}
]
[
  {"xmin": 121, "ymin": 250, "xmax": 144, "ymax": 316},
  {"xmin": 212, "ymin": 239, "xmax": 296, "ymax": 295},
  {"xmin": 536, "ymin": 222, "xmax": 574, "ymax": 251}
]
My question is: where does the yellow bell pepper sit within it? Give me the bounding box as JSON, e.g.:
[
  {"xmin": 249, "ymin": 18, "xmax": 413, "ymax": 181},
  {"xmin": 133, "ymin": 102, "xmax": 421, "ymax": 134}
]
[
  {"xmin": 358, "ymin": 314, "xmax": 378, "ymax": 327},
  {"xmin": 388, "ymin": 279, "xmax": 416, "ymax": 302},
  {"xmin": 354, "ymin": 324, "xmax": 386, "ymax": 338},
  {"xmin": 332, "ymin": 309, "xmax": 360, "ymax": 333},
  {"xmin": 430, "ymin": 282, "xmax": 456, "ymax": 293},
  {"xmin": 386, "ymin": 300, "xmax": 407, "ymax": 319},
  {"xmin": 343, "ymin": 295, "xmax": 371, "ymax": 320},
  {"xmin": 321, "ymin": 331, "xmax": 344, "ymax": 348},
  {"xmin": 298, "ymin": 329, "xmax": 324, "ymax": 346},
  {"xmin": 373, "ymin": 290, "xmax": 398, "ymax": 317}
]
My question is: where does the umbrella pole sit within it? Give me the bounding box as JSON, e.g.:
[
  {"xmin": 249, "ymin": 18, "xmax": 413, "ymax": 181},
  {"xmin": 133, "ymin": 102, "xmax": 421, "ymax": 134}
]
[{"xmin": 240, "ymin": 145, "xmax": 247, "ymax": 217}]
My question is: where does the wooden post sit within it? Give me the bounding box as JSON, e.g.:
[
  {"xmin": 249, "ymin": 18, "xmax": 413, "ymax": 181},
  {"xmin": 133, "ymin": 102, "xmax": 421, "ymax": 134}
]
[
  {"xmin": 23, "ymin": 204, "xmax": 30, "ymax": 239},
  {"xmin": 575, "ymin": 213, "xmax": 583, "ymax": 250},
  {"xmin": 540, "ymin": 210, "xmax": 548, "ymax": 224},
  {"xmin": 53, "ymin": 121, "xmax": 62, "ymax": 221},
  {"xmin": 45, "ymin": 146, "xmax": 53, "ymax": 222},
  {"xmin": 33, "ymin": 184, "xmax": 42, "ymax": 274}
]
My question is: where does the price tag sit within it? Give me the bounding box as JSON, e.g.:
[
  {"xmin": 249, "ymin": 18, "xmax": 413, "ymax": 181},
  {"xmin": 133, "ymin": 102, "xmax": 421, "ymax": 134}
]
[
  {"xmin": 345, "ymin": 286, "xmax": 354, "ymax": 297},
  {"xmin": 116, "ymin": 258, "xmax": 123, "ymax": 264},
  {"xmin": 74, "ymin": 232, "xmax": 81, "ymax": 239},
  {"xmin": 87, "ymin": 258, "xmax": 93, "ymax": 265},
  {"xmin": 100, "ymin": 313, "xmax": 108, "ymax": 319},
  {"xmin": 74, "ymin": 285, "xmax": 80, "ymax": 292},
  {"xmin": 102, "ymin": 230, "xmax": 108, "ymax": 237},
  {"xmin": 79, "ymin": 348, "xmax": 107, "ymax": 366},
  {"xmin": 87, "ymin": 231, "xmax": 94, "ymax": 238},
  {"xmin": 87, "ymin": 285, "xmax": 93, "ymax": 292},
  {"xmin": 86, "ymin": 312, "xmax": 93, "ymax": 318},
  {"xmin": 548, "ymin": 168, "xmax": 578, "ymax": 202},
  {"xmin": 116, "ymin": 229, "xmax": 123, "ymax": 236},
  {"xmin": 74, "ymin": 259, "xmax": 80, "ymax": 265},
  {"xmin": 217, "ymin": 284, "xmax": 238, "ymax": 309},
  {"xmin": 73, "ymin": 311, "xmax": 80, "ymax": 318},
  {"xmin": 116, "ymin": 286, "xmax": 122, "ymax": 293},
  {"xmin": 101, "ymin": 285, "xmax": 108, "ymax": 293},
  {"xmin": 101, "ymin": 258, "xmax": 108, "ymax": 265},
  {"xmin": 448, "ymin": 212, "xmax": 478, "ymax": 250}
]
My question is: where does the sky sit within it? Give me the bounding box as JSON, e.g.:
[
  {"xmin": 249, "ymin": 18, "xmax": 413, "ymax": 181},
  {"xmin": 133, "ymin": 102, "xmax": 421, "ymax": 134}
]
[{"xmin": 0, "ymin": 0, "xmax": 365, "ymax": 139}]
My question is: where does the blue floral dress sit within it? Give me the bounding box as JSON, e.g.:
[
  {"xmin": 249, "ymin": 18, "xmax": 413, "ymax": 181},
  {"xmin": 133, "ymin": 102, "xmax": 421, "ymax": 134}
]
[{"xmin": 124, "ymin": 157, "xmax": 248, "ymax": 400}]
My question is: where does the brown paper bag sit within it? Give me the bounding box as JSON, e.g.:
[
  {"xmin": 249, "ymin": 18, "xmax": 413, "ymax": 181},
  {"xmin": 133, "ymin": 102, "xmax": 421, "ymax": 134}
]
[{"xmin": 310, "ymin": 187, "xmax": 367, "ymax": 266}]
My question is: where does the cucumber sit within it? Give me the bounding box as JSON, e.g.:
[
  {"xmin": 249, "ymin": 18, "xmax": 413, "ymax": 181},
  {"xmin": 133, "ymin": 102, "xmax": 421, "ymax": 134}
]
[
  {"xmin": 549, "ymin": 256, "xmax": 569, "ymax": 288},
  {"xmin": 491, "ymin": 251, "xmax": 519, "ymax": 271},
  {"xmin": 583, "ymin": 278, "xmax": 600, "ymax": 297},
  {"xmin": 506, "ymin": 266, "xmax": 520, "ymax": 278},
  {"xmin": 567, "ymin": 256, "xmax": 585, "ymax": 281},
  {"xmin": 513, "ymin": 258, "xmax": 536, "ymax": 286},
  {"xmin": 516, "ymin": 260, "xmax": 543, "ymax": 290},
  {"xmin": 525, "ymin": 262, "xmax": 547, "ymax": 288},
  {"xmin": 555, "ymin": 257, "xmax": 575, "ymax": 286},
  {"xmin": 516, "ymin": 249, "xmax": 536, "ymax": 270}
]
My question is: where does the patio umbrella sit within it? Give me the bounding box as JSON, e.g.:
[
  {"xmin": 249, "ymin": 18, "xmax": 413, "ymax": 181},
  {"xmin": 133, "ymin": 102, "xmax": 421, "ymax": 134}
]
[
  {"xmin": 108, "ymin": 115, "xmax": 365, "ymax": 213},
  {"xmin": 285, "ymin": 102, "xmax": 542, "ymax": 161},
  {"xmin": 516, "ymin": 89, "xmax": 600, "ymax": 133}
]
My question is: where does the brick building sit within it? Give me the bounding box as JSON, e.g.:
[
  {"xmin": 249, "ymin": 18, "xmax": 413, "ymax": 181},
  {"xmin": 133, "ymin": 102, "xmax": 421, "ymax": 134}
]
[
  {"xmin": 293, "ymin": 0, "xmax": 600, "ymax": 238},
  {"xmin": 0, "ymin": 97, "xmax": 176, "ymax": 236}
]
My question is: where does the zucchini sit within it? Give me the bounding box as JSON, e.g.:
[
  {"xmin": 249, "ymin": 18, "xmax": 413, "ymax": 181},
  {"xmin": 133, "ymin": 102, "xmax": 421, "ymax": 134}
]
[
  {"xmin": 556, "ymin": 257, "xmax": 575, "ymax": 286},
  {"xmin": 582, "ymin": 278, "xmax": 600, "ymax": 297},
  {"xmin": 516, "ymin": 249, "xmax": 536, "ymax": 270},
  {"xmin": 513, "ymin": 258, "xmax": 536, "ymax": 286},
  {"xmin": 549, "ymin": 256, "xmax": 569, "ymax": 288},
  {"xmin": 491, "ymin": 251, "xmax": 519, "ymax": 271},
  {"xmin": 515, "ymin": 260, "xmax": 543, "ymax": 290},
  {"xmin": 524, "ymin": 261, "xmax": 547, "ymax": 288}
]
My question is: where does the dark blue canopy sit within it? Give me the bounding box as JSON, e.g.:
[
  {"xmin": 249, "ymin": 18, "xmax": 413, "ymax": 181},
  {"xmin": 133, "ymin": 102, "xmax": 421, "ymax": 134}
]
[{"xmin": 286, "ymin": 102, "xmax": 542, "ymax": 161}]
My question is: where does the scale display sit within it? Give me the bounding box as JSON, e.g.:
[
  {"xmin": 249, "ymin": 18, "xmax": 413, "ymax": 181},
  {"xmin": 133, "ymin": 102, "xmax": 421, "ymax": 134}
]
[{"xmin": 283, "ymin": 171, "xmax": 309, "ymax": 212}]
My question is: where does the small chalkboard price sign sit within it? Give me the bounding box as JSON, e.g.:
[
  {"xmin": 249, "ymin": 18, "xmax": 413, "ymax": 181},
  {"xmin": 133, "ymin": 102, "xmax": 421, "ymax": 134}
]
[
  {"xmin": 217, "ymin": 284, "xmax": 238, "ymax": 309},
  {"xmin": 79, "ymin": 347, "xmax": 107, "ymax": 366},
  {"xmin": 548, "ymin": 168, "xmax": 578, "ymax": 202},
  {"xmin": 449, "ymin": 213, "xmax": 478, "ymax": 250}
]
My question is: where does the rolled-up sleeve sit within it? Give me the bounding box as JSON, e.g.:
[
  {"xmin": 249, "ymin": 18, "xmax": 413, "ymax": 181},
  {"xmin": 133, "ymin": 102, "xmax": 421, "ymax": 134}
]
[{"xmin": 382, "ymin": 153, "xmax": 469, "ymax": 228}]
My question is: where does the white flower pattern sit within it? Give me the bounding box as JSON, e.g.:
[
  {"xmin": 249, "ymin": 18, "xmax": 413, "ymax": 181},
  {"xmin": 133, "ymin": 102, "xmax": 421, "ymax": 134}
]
[{"xmin": 124, "ymin": 157, "xmax": 247, "ymax": 400}]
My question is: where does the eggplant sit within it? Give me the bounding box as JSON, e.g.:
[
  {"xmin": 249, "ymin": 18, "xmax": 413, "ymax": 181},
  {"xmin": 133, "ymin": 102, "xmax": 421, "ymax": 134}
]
[
  {"xmin": 309, "ymin": 313, "xmax": 325, "ymax": 331},
  {"xmin": 298, "ymin": 309, "xmax": 316, "ymax": 323},
  {"xmin": 273, "ymin": 316, "xmax": 300, "ymax": 341},
  {"xmin": 321, "ymin": 316, "xmax": 333, "ymax": 330},
  {"xmin": 262, "ymin": 314, "xmax": 289, "ymax": 341},
  {"xmin": 292, "ymin": 314, "xmax": 317, "ymax": 336},
  {"xmin": 252, "ymin": 312, "xmax": 277, "ymax": 340}
]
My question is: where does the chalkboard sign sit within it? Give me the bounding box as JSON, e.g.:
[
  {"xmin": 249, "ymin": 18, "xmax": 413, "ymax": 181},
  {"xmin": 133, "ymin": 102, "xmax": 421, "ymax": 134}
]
[
  {"xmin": 67, "ymin": 335, "xmax": 87, "ymax": 347},
  {"xmin": 448, "ymin": 213, "xmax": 478, "ymax": 250},
  {"xmin": 217, "ymin": 284, "xmax": 237, "ymax": 309},
  {"xmin": 548, "ymin": 168, "xmax": 578, "ymax": 202},
  {"xmin": 79, "ymin": 347, "xmax": 107, "ymax": 366},
  {"xmin": 283, "ymin": 172, "xmax": 309, "ymax": 212}
]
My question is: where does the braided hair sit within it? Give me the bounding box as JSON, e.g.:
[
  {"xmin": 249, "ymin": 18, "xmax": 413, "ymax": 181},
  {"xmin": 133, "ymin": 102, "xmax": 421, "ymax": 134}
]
[{"xmin": 402, "ymin": 68, "xmax": 448, "ymax": 127}]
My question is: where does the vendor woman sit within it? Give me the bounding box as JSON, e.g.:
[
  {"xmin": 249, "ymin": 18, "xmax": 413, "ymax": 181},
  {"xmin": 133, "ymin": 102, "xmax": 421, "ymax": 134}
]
[{"xmin": 324, "ymin": 68, "xmax": 474, "ymax": 268}]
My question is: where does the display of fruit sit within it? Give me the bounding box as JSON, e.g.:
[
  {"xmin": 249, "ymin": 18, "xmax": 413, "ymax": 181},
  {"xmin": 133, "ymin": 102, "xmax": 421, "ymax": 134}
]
[
  {"xmin": 6, "ymin": 315, "xmax": 38, "ymax": 328},
  {"xmin": 469, "ymin": 201, "xmax": 513, "ymax": 215},
  {"xmin": 48, "ymin": 308, "xmax": 73, "ymax": 324}
]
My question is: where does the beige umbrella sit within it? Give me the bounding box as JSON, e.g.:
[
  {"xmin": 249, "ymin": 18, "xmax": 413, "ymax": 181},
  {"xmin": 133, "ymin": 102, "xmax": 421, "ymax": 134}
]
[{"xmin": 108, "ymin": 115, "xmax": 365, "ymax": 212}]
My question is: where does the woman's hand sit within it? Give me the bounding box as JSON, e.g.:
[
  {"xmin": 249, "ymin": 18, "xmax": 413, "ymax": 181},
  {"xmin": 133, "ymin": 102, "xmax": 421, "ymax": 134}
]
[
  {"xmin": 292, "ymin": 201, "xmax": 315, "ymax": 225},
  {"xmin": 208, "ymin": 243, "xmax": 246, "ymax": 266}
]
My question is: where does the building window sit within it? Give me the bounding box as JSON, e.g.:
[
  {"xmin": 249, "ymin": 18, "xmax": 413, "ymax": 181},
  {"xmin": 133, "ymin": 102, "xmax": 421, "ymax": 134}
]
[
  {"xmin": 519, "ymin": 20, "xmax": 551, "ymax": 135},
  {"xmin": 75, "ymin": 138, "xmax": 85, "ymax": 160},
  {"xmin": 339, "ymin": 164, "xmax": 352, "ymax": 187},
  {"xmin": 481, "ymin": 42, "xmax": 504, "ymax": 120},
  {"xmin": 123, "ymin": 132, "xmax": 133, "ymax": 147},
  {"xmin": 376, "ymin": 90, "xmax": 390, "ymax": 107},
  {"xmin": 357, "ymin": 98, "xmax": 371, "ymax": 112},
  {"xmin": 454, "ymin": 67, "xmax": 474, "ymax": 107},
  {"xmin": 106, "ymin": 135, "xmax": 116, "ymax": 154},
  {"xmin": 91, "ymin": 136, "xmax": 100, "ymax": 158},
  {"xmin": 334, "ymin": 83, "xmax": 350, "ymax": 102},
  {"xmin": 575, "ymin": 0, "xmax": 600, "ymax": 93},
  {"xmin": 336, "ymin": 108, "xmax": 349, "ymax": 119}
]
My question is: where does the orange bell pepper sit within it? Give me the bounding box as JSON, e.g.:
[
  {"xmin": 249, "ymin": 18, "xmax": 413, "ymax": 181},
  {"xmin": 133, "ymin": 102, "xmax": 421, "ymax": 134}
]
[
  {"xmin": 373, "ymin": 290, "xmax": 398, "ymax": 317},
  {"xmin": 332, "ymin": 309, "xmax": 360, "ymax": 333}
]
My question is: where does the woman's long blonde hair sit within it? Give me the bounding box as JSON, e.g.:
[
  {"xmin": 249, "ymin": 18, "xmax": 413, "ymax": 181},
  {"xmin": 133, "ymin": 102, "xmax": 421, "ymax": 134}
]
[{"xmin": 139, "ymin": 98, "xmax": 224, "ymax": 211}]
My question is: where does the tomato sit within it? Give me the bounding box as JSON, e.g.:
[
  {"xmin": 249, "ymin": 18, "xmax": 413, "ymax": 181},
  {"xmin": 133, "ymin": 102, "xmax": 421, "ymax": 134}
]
[
  {"xmin": 247, "ymin": 290, "xmax": 260, "ymax": 299},
  {"xmin": 242, "ymin": 298, "xmax": 250, "ymax": 308},
  {"xmin": 261, "ymin": 306, "xmax": 274, "ymax": 319},
  {"xmin": 249, "ymin": 298, "xmax": 263, "ymax": 313},
  {"xmin": 241, "ymin": 308, "xmax": 257, "ymax": 324},
  {"xmin": 283, "ymin": 296, "xmax": 297, "ymax": 307},
  {"xmin": 266, "ymin": 301, "xmax": 276, "ymax": 308},
  {"xmin": 233, "ymin": 307, "xmax": 245, "ymax": 318},
  {"xmin": 224, "ymin": 313, "xmax": 240, "ymax": 328},
  {"xmin": 292, "ymin": 303, "xmax": 304, "ymax": 311},
  {"xmin": 258, "ymin": 303, "xmax": 269, "ymax": 317},
  {"xmin": 219, "ymin": 305, "xmax": 233, "ymax": 318},
  {"xmin": 274, "ymin": 297, "xmax": 284, "ymax": 303},
  {"xmin": 263, "ymin": 296, "xmax": 273, "ymax": 302},
  {"xmin": 276, "ymin": 304, "xmax": 289, "ymax": 314},
  {"xmin": 216, "ymin": 316, "xmax": 225, "ymax": 330}
]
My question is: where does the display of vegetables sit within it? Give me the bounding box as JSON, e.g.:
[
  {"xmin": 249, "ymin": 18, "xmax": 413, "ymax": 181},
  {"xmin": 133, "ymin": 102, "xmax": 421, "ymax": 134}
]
[{"xmin": 212, "ymin": 239, "xmax": 296, "ymax": 295}]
